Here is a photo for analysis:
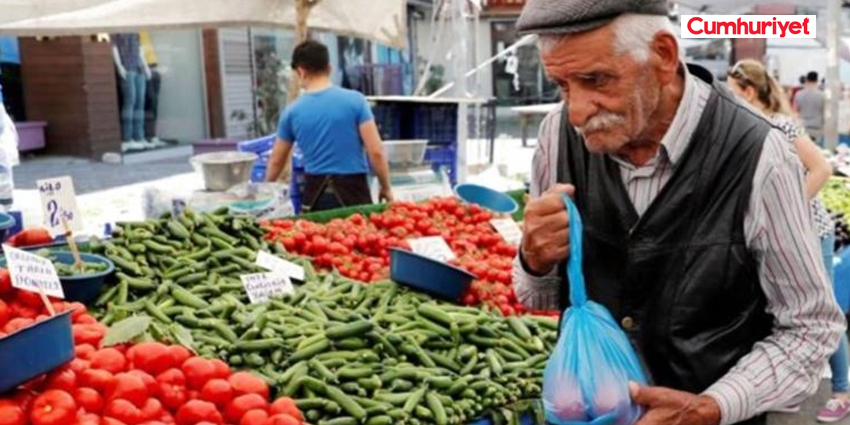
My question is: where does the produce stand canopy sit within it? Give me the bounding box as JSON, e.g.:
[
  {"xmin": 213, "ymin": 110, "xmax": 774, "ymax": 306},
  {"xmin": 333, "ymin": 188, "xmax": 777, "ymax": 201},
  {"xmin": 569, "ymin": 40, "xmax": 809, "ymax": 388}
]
[{"xmin": 0, "ymin": 0, "xmax": 407, "ymax": 49}]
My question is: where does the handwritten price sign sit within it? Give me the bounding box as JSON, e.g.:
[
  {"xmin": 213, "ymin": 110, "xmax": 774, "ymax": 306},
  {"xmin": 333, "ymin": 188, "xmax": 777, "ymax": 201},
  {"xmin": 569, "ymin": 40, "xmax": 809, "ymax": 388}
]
[
  {"xmin": 3, "ymin": 245, "xmax": 64, "ymax": 298},
  {"xmin": 37, "ymin": 176, "xmax": 82, "ymax": 236},
  {"xmin": 408, "ymin": 237, "xmax": 457, "ymax": 263},
  {"xmin": 240, "ymin": 272, "xmax": 294, "ymax": 304}
]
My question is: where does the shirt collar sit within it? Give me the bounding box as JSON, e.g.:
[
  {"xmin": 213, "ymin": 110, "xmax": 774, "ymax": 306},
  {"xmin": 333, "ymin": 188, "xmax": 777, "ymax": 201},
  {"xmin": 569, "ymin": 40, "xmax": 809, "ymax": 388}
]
[{"xmin": 660, "ymin": 62, "xmax": 698, "ymax": 166}]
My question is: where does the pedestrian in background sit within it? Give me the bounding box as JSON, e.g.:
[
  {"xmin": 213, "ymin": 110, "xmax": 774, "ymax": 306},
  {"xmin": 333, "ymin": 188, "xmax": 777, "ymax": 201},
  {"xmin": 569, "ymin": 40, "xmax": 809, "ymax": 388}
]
[{"xmin": 794, "ymin": 71, "xmax": 826, "ymax": 146}]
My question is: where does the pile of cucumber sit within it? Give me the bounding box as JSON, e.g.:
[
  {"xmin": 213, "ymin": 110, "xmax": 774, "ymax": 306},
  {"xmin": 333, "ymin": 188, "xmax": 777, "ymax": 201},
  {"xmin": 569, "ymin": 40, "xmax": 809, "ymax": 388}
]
[{"xmin": 87, "ymin": 210, "xmax": 558, "ymax": 425}]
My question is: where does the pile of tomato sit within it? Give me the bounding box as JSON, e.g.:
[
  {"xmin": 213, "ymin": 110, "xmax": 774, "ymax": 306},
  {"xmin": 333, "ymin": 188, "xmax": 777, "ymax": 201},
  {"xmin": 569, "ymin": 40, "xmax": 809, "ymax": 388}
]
[
  {"xmin": 262, "ymin": 197, "xmax": 526, "ymax": 315},
  {"xmin": 0, "ymin": 271, "xmax": 304, "ymax": 425}
]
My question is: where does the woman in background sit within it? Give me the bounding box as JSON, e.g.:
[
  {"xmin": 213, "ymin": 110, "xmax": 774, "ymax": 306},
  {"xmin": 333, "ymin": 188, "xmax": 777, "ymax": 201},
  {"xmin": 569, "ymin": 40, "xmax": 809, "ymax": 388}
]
[{"xmin": 728, "ymin": 59, "xmax": 844, "ymax": 423}]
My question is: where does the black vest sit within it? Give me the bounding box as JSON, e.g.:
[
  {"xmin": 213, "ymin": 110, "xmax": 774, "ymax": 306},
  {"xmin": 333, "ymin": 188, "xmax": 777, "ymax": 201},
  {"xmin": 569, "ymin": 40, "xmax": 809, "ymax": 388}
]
[{"xmin": 556, "ymin": 65, "xmax": 773, "ymax": 425}]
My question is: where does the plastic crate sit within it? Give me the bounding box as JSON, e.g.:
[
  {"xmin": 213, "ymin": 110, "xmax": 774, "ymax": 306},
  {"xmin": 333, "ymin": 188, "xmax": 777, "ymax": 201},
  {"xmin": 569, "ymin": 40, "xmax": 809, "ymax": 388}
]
[
  {"xmin": 372, "ymin": 104, "xmax": 402, "ymax": 140},
  {"xmin": 413, "ymin": 104, "xmax": 458, "ymax": 145},
  {"xmin": 237, "ymin": 135, "xmax": 276, "ymax": 154},
  {"xmin": 425, "ymin": 146, "xmax": 458, "ymax": 185}
]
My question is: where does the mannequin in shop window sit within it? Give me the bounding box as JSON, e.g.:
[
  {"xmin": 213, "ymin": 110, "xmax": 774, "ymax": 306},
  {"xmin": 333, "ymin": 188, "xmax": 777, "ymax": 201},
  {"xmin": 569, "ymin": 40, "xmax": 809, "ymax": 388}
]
[
  {"xmin": 112, "ymin": 33, "xmax": 152, "ymax": 152},
  {"xmin": 139, "ymin": 31, "xmax": 165, "ymax": 148}
]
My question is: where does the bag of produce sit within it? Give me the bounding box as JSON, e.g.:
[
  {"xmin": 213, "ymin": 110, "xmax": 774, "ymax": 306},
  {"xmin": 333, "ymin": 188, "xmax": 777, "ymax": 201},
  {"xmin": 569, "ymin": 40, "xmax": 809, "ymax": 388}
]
[{"xmin": 542, "ymin": 195, "xmax": 647, "ymax": 425}]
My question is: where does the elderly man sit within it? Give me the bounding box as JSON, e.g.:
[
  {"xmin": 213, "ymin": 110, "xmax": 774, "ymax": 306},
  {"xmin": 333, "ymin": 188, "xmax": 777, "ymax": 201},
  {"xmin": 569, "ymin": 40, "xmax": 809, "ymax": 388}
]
[{"xmin": 513, "ymin": 2, "xmax": 845, "ymax": 425}]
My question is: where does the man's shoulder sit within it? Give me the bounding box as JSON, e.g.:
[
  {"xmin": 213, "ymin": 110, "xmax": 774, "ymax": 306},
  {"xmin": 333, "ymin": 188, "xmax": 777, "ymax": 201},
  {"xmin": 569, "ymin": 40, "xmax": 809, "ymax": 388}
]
[{"xmin": 331, "ymin": 86, "xmax": 366, "ymax": 102}]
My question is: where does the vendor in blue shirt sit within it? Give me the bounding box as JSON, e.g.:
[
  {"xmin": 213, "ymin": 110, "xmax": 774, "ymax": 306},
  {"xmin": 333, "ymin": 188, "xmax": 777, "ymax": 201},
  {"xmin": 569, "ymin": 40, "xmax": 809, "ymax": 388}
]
[{"xmin": 266, "ymin": 40, "xmax": 393, "ymax": 212}]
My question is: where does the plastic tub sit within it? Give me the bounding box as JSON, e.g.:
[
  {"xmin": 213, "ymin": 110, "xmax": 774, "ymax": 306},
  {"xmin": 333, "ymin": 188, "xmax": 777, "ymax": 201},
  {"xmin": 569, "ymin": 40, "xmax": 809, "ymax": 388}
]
[
  {"xmin": 455, "ymin": 184, "xmax": 519, "ymax": 214},
  {"xmin": 190, "ymin": 151, "xmax": 258, "ymax": 192},
  {"xmin": 390, "ymin": 248, "xmax": 476, "ymax": 302},
  {"xmin": 0, "ymin": 311, "xmax": 74, "ymax": 393},
  {"xmin": 0, "ymin": 212, "xmax": 17, "ymax": 243},
  {"xmin": 0, "ymin": 251, "xmax": 115, "ymax": 303},
  {"xmin": 53, "ymin": 251, "xmax": 115, "ymax": 303}
]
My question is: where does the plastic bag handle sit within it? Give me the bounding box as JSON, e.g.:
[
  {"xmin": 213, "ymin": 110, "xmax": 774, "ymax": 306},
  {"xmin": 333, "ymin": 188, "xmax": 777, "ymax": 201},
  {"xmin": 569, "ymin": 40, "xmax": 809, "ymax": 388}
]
[{"xmin": 562, "ymin": 194, "xmax": 587, "ymax": 306}]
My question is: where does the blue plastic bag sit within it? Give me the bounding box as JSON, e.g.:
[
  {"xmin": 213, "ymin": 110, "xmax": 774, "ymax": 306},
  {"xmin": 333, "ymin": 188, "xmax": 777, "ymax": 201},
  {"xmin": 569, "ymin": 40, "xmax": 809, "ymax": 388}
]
[{"xmin": 542, "ymin": 195, "xmax": 648, "ymax": 425}]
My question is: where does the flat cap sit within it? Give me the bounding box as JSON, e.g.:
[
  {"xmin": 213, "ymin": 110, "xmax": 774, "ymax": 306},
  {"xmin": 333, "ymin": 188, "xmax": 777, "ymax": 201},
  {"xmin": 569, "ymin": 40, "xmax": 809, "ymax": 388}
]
[{"xmin": 516, "ymin": 0, "xmax": 669, "ymax": 36}]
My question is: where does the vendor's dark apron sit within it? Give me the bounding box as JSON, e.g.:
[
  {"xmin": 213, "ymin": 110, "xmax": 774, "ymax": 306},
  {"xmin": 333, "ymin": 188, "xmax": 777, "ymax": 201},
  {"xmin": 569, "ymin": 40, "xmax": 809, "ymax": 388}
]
[
  {"xmin": 302, "ymin": 173, "xmax": 372, "ymax": 213},
  {"xmin": 553, "ymin": 64, "xmax": 773, "ymax": 425}
]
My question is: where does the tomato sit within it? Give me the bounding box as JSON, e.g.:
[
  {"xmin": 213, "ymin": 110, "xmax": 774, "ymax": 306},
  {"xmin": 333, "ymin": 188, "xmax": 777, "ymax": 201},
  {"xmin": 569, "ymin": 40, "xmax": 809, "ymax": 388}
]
[
  {"xmin": 0, "ymin": 268, "xmax": 10, "ymax": 295},
  {"xmin": 74, "ymin": 388, "xmax": 104, "ymax": 414},
  {"xmin": 126, "ymin": 370, "xmax": 158, "ymax": 396},
  {"xmin": 224, "ymin": 394, "xmax": 268, "ymax": 424},
  {"xmin": 106, "ymin": 373, "xmax": 149, "ymax": 407},
  {"xmin": 209, "ymin": 359, "xmax": 230, "ymax": 380},
  {"xmin": 155, "ymin": 369, "xmax": 187, "ymax": 411},
  {"xmin": 175, "ymin": 400, "xmax": 223, "ymax": 425},
  {"xmin": 3, "ymin": 317, "xmax": 34, "ymax": 334},
  {"xmin": 91, "ymin": 348, "xmax": 128, "ymax": 374},
  {"xmin": 44, "ymin": 366, "xmax": 77, "ymax": 392},
  {"xmin": 73, "ymin": 323, "xmax": 107, "ymax": 346},
  {"xmin": 167, "ymin": 345, "xmax": 192, "ymax": 367},
  {"xmin": 74, "ymin": 412, "xmax": 101, "ymax": 425},
  {"xmin": 0, "ymin": 299, "xmax": 10, "ymax": 327},
  {"xmin": 228, "ymin": 372, "xmax": 269, "ymax": 399},
  {"xmin": 101, "ymin": 418, "xmax": 129, "ymax": 425},
  {"xmin": 262, "ymin": 414, "xmax": 301, "ymax": 425},
  {"xmin": 239, "ymin": 410, "xmax": 269, "ymax": 425},
  {"xmin": 127, "ymin": 342, "xmax": 172, "ymax": 375},
  {"xmin": 0, "ymin": 401, "xmax": 26, "ymax": 425},
  {"xmin": 104, "ymin": 399, "xmax": 143, "ymax": 425},
  {"xmin": 31, "ymin": 390, "xmax": 77, "ymax": 425},
  {"xmin": 75, "ymin": 343, "xmax": 96, "ymax": 360},
  {"xmin": 69, "ymin": 358, "xmax": 91, "ymax": 376},
  {"xmin": 15, "ymin": 289, "xmax": 43, "ymax": 309},
  {"xmin": 140, "ymin": 399, "xmax": 164, "ymax": 422},
  {"xmin": 199, "ymin": 379, "xmax": 232, "ymax": 408},
  {"xmin": 181, "ymin": 357, "xmax": 216, "ymax": 390},
  {"xmin": 268, "ymin": 398, "xmax": 302, "ymax": 422}
]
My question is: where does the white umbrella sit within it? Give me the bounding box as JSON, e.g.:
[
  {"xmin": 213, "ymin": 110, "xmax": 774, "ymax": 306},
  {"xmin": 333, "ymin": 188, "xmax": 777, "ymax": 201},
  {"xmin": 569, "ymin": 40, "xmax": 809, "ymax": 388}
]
[{"xmin": 0, "ymin": 0, "xmax": 407, "ymax": 49}]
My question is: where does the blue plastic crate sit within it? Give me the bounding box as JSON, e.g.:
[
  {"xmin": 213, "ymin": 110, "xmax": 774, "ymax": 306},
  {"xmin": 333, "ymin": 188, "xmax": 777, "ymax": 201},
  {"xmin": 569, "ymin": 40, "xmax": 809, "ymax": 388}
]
[
  {"xmin": 425, "ymin": 146, "xmax": 458, "ymax": 185},
  {"xmin": 238, "ymin": 134, "xmax": 276, "ymax": 154},
  {"xmin": 372, "ymin": 104, "xmax": 402, "ymax": 140},
  {"xmin": 413, "ymin": 104, "xmax": 457, "ymax": 145},
  {"xmin": 250, "ymin": 164, "xmax": 267, "ymax": 183}
]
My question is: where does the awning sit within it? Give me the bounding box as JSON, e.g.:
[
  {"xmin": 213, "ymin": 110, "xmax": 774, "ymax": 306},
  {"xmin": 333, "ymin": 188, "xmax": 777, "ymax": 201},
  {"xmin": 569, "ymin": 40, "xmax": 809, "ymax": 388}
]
[{"xmin": 0, "ymin": 0, "xmax": 407, "ymax": 49}]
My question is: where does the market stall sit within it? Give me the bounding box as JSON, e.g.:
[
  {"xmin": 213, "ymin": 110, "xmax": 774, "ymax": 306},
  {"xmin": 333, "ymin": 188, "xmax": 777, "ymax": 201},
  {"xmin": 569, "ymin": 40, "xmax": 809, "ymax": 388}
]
[{"xmin": 0, "ymin": 186, "xmax": 561, "ymax": 425}]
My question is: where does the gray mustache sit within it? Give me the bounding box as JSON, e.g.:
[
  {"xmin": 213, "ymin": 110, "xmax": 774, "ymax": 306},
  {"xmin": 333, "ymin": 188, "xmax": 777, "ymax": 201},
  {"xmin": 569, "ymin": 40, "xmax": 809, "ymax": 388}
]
[{"xmin": 578, "ymin": 113, "xmax": 627, "ymax": 134}]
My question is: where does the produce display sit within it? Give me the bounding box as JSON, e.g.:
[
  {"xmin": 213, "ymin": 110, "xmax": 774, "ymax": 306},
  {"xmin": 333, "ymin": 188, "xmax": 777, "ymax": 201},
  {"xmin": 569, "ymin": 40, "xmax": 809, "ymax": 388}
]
[
  {"xmin": 821, "ymin": 178, "xmax": 850, "ymax": 251},
  {"xmin": 2, "ymin": 196, "xmax": 560, "ymax": 425},
  {"xmin": 262, "ymin": 198, "xmax": 525, "ymax": 315},
  {"xmin": 0, "ymin": 282, "xmax": 304, "ymax": 425}
]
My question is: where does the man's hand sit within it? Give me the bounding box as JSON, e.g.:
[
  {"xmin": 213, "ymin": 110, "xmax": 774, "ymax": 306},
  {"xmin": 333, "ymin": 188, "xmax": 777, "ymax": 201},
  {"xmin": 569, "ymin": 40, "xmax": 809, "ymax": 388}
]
[
  {"xmin": 630, "ymin": 382, "xmax": 722, "ymax": 425},
  {"xmin": 379, "ymin": 186, "xmax": 394, "ymax": 203},
  {"xmin": 520, "ymin": 184, "xmax": 574, "ymax": 275}
]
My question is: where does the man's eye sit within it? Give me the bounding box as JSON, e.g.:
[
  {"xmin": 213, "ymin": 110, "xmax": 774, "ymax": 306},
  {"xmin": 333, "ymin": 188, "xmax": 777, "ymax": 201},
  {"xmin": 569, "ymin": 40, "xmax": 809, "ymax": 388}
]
[{"xmin": 580, "ymin": 74, "xmax": 609, "ymax": 87}]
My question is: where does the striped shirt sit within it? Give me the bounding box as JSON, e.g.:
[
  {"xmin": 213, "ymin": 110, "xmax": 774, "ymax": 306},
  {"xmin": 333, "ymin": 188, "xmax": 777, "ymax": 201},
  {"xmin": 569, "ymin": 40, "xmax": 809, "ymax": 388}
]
[{"xmin": 513, "ymin": 68, "xmax": 845, "ymax": 425}]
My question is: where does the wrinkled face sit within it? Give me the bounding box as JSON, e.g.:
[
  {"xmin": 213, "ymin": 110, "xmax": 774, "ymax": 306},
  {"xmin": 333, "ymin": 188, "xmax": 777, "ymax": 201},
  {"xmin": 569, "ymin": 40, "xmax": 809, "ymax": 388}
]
[{"xmin": 541, "ymin": 25, "xmax": 663, "ymax": 154}]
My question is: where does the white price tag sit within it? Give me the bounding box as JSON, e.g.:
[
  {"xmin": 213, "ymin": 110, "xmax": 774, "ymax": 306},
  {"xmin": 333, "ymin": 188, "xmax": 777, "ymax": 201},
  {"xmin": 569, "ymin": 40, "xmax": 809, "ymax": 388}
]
[
  {"xmin": 490, "ymin": 218, "xmax": 522, "ymax": 246},
  {"xmin": 408, "ymin": 237, "xmax": 456, "ymax": 262},
  {"xmin": 4, "ymin": 245, "xmax": 64, "ymax": 298},
  {"xmin": 240, "ymin": 272, "xmax": 294, "ymax": 304},
  {"xmin": 37, "ymin": 176, "xmax": 82, "ymax": 237},
  {"xmin": 255, "ymin": 251, "xmax": 305, "ymax": 281}
]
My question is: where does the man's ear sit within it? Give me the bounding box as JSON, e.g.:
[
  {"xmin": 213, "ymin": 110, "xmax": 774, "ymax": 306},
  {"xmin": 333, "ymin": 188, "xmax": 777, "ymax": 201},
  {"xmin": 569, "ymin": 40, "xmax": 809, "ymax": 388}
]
[{"xmin": 651, "ymin": 32, "xmax": 680, "ymax": 85}]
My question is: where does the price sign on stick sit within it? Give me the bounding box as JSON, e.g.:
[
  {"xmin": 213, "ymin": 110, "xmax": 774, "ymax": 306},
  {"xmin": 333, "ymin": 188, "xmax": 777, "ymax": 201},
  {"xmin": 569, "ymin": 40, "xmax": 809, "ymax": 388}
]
[
  {"xmin": 490, "ymin": 218, "xmax": 523, "ymax": 246},
  {"xmin": 37, "ymin": 176, "xmax": 82, "ymax": 237},
  {"xmin": 240, "ymin": 272, "xmax": 294, "ymax": 304},
  {"xmin": 408, "ymin": 237, "xmax": 457, "ymax": 262},
  {"xmin": 256, "ymin": 251, "xmax": 305, "ymax": 281},
  {"xmin": 4, "ymin": 245, "xmax": 64, "ymax": 299}
]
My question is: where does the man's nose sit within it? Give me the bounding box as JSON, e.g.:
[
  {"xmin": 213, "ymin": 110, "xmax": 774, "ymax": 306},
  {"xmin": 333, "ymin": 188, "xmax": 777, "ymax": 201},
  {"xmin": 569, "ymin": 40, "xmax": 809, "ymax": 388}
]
[{"xmin": 567, "ymin": 88, "xmax": 598, "ymax": 128}]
